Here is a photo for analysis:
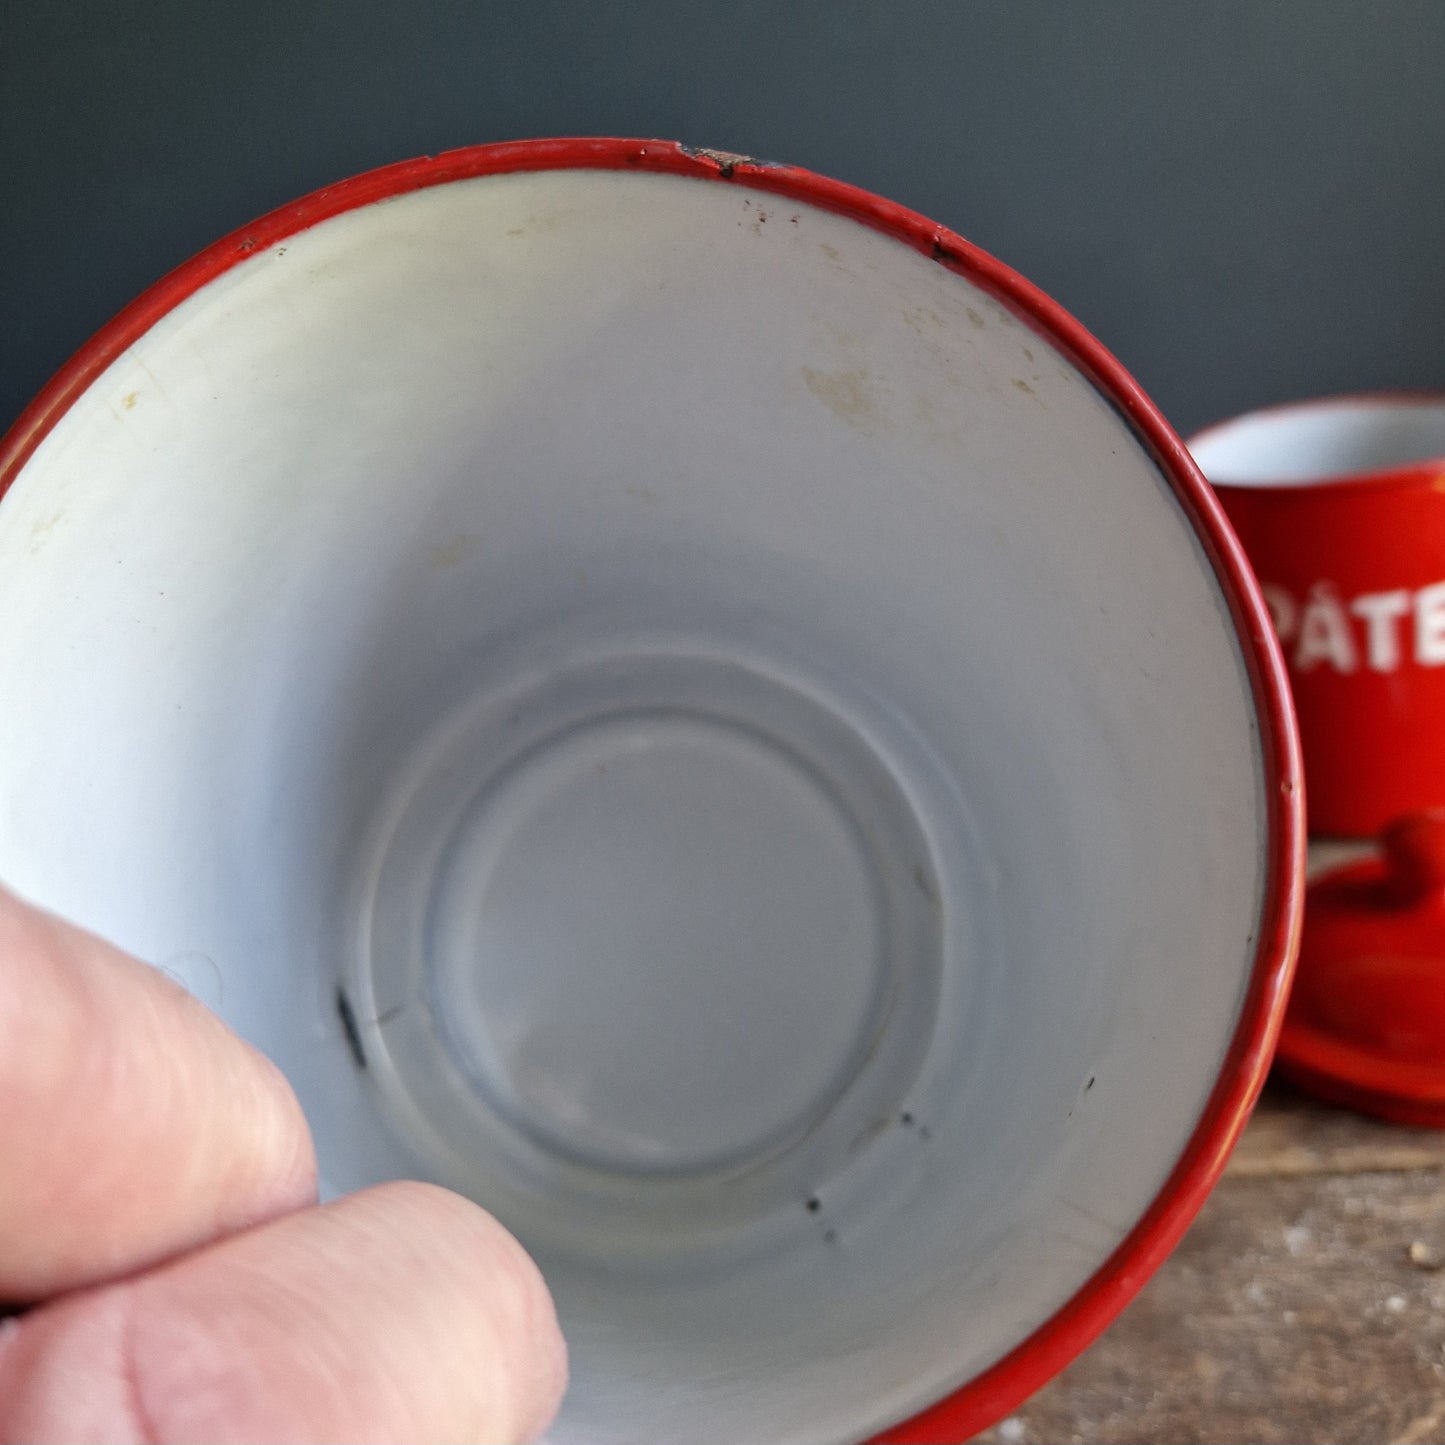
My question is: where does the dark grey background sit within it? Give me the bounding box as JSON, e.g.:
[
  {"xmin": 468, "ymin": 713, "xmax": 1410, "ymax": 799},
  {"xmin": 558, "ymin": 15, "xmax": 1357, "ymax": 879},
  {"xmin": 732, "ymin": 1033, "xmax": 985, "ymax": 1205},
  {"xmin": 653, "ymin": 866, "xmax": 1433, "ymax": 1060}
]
[{"xmin": 3, "ymin": 0, "xmax": 1442, "ymax": 438}]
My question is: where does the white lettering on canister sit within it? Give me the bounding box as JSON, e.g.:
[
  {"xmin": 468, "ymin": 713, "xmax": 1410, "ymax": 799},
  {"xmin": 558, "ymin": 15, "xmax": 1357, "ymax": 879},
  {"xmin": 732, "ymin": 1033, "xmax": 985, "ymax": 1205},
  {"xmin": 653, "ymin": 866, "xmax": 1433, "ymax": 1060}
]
[
  {"xmin": 1259, "ymin": 578, "xmax": 1445, "ymax": 674},
  {"xmin": 1262, "ymin": 584, "xmax": 1298, "ymax": 645},
  {"xmin": 1416, "ymin": 582, "xmax": 1445, "ymax": 665},
  {"xmin": 1295, "ymin": 583, "xmax": 1357, "ymax": 674},
  {"xmin": 1350, "ymin": 589, "xmax": 1411, "ymax": 671}
]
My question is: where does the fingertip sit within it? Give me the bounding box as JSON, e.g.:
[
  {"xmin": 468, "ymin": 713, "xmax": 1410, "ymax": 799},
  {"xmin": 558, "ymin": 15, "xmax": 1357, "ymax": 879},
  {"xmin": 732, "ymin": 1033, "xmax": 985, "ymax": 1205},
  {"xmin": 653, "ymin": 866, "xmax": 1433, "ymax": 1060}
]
[
  {"xmin": 0, "ymin": 887, "xmax": 319, "ymax": 1299},
  {"xmin": 347, "ymin": 1182, "xmax": 568, "ymax": 1441},
  {"xmin": 514, "ymin": 1276, "xmax": 569, "ymax": 1444},
  {"xmin": 238, "ymin": 1046, "xmax": 321, "ymax": 1219},
  {"xmin": 459, "ymin": 1197, "xmax": 568, "ymax": 1443},
  {"xmin": 2, "ymin": 1183, "xmax": 569, "ymax": 1445}
]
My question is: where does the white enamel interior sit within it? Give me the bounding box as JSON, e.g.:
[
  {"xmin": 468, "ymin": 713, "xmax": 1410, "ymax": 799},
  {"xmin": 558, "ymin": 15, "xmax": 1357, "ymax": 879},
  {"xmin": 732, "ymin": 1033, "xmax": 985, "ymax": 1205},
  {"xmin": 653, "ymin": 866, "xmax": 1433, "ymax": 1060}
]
[
  {"xmin": 0, "ymin": 168, "xmax": 1267, "ymax": 1444},
  {"xmin": 1191, "ymin": 396, "xmax": 1445, "ymax": 486}
]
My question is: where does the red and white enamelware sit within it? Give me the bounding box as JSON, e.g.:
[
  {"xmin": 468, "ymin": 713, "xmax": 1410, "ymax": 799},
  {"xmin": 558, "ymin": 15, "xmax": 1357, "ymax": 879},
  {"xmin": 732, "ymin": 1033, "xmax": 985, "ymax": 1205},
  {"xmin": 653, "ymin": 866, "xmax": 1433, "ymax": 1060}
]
[
  {"xmin": 1193, "ymin": 394, "xmax": 1445, "ymax": 839},
  {"xmin": 0, "ymin": 140, "xmax": 1302, "ymax": 1444},
  {"xmin": 1277, "ymin": 820, "xmax": 1445, "ymax": 1128}
]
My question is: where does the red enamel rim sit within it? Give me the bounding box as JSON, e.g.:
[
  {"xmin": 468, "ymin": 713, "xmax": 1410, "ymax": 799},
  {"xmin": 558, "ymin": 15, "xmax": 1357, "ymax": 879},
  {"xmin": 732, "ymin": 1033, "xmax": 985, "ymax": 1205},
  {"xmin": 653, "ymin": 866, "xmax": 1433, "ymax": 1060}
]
[
  {"xmin": 1188, "ymin": 392, "xmax": 1445, "ymax": 495},
  {"xmin": 0, "ymin": 138, "xmax": 1304, "ymax": 1442}
]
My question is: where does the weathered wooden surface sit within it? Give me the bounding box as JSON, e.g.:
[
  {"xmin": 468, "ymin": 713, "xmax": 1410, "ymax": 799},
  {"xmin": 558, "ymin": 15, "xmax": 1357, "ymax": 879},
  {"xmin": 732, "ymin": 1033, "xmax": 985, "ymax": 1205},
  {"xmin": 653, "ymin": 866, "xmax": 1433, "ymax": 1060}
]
[{"xmin": 975, "ymin": 1081, "xmax": 1445, "ymax": 1444}]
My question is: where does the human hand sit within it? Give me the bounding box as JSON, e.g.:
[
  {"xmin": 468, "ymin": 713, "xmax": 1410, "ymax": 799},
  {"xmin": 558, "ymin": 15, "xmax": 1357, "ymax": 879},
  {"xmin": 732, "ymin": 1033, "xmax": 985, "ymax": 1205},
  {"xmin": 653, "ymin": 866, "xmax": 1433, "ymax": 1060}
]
[{"xmin": 0, "ymin": 888, "xmax": 566, "ymax": 1443}]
